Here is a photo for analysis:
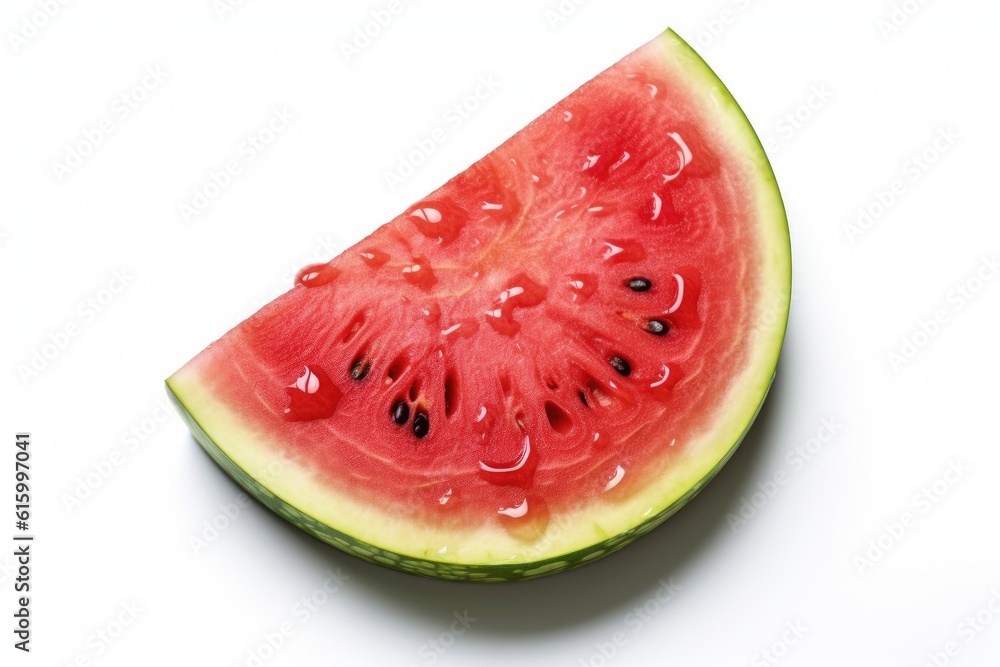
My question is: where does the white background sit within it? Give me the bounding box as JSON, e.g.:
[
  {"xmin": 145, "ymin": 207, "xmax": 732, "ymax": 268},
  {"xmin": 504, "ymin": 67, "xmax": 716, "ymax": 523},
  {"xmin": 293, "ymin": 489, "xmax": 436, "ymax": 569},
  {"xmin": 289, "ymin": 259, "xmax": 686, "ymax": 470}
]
[{"xmin": 2, "ymin": 1, "xmax": 999, "ymax": 665}]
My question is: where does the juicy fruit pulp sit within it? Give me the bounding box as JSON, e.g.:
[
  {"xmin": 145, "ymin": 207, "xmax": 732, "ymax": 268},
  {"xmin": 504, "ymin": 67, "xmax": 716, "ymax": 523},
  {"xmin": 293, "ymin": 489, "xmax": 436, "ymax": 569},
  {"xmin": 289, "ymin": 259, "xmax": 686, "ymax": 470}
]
[{"xmin": 168, "ymin": 29, "xmax": 791, "ymax": 581}]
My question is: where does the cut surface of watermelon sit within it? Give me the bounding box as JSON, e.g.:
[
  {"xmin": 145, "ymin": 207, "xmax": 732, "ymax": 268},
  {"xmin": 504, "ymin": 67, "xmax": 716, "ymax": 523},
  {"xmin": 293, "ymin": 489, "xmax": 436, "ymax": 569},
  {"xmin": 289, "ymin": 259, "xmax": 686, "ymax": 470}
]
[{"xmin": 168, "ymin": 29, "xmax": 791, "ymax": 581}]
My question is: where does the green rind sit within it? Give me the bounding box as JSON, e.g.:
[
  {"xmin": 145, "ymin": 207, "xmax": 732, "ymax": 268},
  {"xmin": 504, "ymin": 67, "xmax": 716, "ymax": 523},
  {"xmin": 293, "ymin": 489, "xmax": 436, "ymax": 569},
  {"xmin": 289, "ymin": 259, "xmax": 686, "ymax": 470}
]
[
  {"xmin": 167, "ymin": 376, "xmax": 774, "ymax": 581},
  {"xmin": 662, "ymin": 29, "xmax": 793, "ymax": 290},
  {"xmin": 168, "ymin": 28, "xmax": 791, "ymax": 582}
]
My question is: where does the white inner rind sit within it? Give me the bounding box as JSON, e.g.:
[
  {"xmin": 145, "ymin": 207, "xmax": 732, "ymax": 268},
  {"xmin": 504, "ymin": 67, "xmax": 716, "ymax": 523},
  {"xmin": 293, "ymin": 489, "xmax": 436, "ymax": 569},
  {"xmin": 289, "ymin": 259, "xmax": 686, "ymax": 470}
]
[{"xmin": 168, "ymin": 29, "xmax": 791, "ymax": 569}]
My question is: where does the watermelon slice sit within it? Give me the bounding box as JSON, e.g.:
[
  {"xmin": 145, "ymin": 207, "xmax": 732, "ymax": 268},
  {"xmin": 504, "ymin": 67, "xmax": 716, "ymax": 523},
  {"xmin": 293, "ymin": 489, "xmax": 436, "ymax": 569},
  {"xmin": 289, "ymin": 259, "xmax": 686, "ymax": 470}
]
[{"xmin": 168, "ymin": 29, "xmax": 790, "ymax": 581}]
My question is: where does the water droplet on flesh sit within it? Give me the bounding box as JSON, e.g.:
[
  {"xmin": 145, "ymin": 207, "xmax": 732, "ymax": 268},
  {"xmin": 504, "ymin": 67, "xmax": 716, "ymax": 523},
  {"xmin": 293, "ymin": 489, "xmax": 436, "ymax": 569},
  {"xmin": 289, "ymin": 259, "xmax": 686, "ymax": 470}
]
[
  {"xmin": 605, "ymin": 465, "xmax": 625, "ymax": 491},
  {"xmin": 284, "ymin": 365, "xmax": 341, "ymax": 421},
  {"xmin": 407, "ymin": 200, "xmax": 467, "ymax": 244},
  {"xmin": 651, "ymin": 193, "xmax": 662, "ymax": 221},
  {"xmin": 650, "ymin": 365, "xmax": 670, "ymax": 388},
  {"xmin": 479, "ymin": 436, "xmax": 531, "ymax": 474},
  {"xmin": 359, "ymin": 248, "xmax": 390, "ymax": 269},
  {"xmin": 402, "ymin": 257, "xmax": 437, "ymax": 290},
  {"xmin": 609, "ymin": 151, "xmax": 630, "ymax": 172},
  {"xmin": 665, "ymin": 274, "xmax": 685, "ymax": 314},
  {"xmin": 295, "ymin": 263, "xmax": 339, "ymax": 288},
  {"xmin": 484, "ymin": 274, "xmax": 547, "ymax": 336},
  {"xmin": 567, "ymin": 273, "xmax": 597, "ymax": 303},
  {"xmin": 662, "ymin": 132, "xmax": 694, "ymax": 183},
  {"xmin": 498, "ymin": 499, "xmax": 528, "ymax": 518}
]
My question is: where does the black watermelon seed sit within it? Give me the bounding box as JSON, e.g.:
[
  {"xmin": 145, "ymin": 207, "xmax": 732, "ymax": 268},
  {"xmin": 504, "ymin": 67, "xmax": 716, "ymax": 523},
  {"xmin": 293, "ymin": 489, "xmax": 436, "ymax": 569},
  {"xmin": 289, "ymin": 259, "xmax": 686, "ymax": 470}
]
[
  {"xmin": 413, "ymin": 410, "xmax": 429, "ymax": 438},
  {"xmin": 391, "ymin": 400, "xmax": 410, "ymax": 425},
  {"xmin": 350, "ymin": 357, "xmax": 371, "ymax": 381},
  {"xmin": 627, "ymin": 277, "xmax": 652, "ymax": 292},
  {"xmin": 578, "ymin": 390, "xmax": 590, "ymax": 407},
  {"xmin": 609, "ymin": 356, "xmax": 631, "ymax": 377},
  {"xmin": 646, "ymin": 319, "xmax": 669, "ymax": 336}
]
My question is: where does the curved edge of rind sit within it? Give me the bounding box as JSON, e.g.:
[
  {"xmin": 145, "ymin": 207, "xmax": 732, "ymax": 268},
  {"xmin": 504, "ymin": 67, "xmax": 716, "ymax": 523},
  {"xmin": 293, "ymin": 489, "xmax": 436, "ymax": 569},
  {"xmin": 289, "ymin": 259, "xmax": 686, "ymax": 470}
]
[
  {"xmin": 589, "ymin": 28, "xmax": 791, "ymax": 560},
  {"xmin": 167, "ymin": 371, "xmax": 774, "ymax": 582},
  {"xmin": 661, "ymin": 27, "xmax": 793, "ymax": 345}
]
